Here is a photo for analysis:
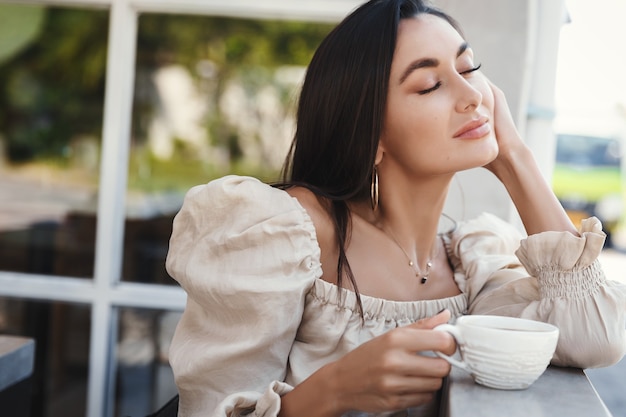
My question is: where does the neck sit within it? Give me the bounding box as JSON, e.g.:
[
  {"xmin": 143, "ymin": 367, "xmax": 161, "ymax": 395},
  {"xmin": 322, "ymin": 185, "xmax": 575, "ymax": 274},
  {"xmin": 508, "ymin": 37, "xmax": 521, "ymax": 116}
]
[{"xmin": 374, "ymin": 174, "xmax": 451, "ymax": 266}]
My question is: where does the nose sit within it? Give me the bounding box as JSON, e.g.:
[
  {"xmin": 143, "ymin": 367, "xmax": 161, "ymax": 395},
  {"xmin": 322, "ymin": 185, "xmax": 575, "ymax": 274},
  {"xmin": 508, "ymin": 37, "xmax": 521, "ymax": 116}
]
[{"xmin": 455, "ymin": 78, "xmax": 482, "ymax": 113}]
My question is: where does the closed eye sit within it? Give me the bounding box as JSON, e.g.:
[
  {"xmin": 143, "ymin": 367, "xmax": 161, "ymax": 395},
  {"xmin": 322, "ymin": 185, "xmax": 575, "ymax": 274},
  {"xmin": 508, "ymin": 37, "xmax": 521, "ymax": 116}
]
[
  {"xmin": 417, "ymin": 63, "xmax": 481, "ymax": 95},
  {"xmin": 417, "ymin": 82, "xmax": 442, "ymax": 95},
  {"xmin": 460, "ymin": 63, "xmax": 482, "ymax": 75}
]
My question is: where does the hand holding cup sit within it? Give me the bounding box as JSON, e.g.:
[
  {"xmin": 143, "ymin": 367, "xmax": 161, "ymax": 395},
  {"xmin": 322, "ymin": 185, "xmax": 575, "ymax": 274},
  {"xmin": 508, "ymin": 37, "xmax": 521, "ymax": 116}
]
[{"xmin": 434, "ymin": 315, "xmax": 559, "ymax": 390}]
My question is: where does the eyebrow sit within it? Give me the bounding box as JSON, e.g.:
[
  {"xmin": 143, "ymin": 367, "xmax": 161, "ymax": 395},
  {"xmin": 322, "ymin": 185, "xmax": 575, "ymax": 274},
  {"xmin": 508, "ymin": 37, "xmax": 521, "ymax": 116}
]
[{"xmin": 399, "ymin": 42, "xmax": 470, "ymax": 84}]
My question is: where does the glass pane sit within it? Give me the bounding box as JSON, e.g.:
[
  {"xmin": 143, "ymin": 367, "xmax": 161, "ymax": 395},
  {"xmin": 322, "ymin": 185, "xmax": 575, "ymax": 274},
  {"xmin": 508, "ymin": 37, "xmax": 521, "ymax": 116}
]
[
  {"xmin": 0, "ymin": 4, "xmax": 108, "ymax": 279},
  {"xmin": 121, "ymin": 14, "xmax": 333, "ymax": 283},
  {"xmin": 114, "ymin": 307, "xmax": 181, "ymax": 417},
  {"xmin": 0, "ymin": 296, "xmax": 90, "ymax": 417}
]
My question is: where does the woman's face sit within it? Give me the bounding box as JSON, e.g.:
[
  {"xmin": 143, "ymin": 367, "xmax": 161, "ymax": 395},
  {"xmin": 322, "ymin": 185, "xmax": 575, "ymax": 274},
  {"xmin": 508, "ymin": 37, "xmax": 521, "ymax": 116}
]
[{"xmin": 378, "ymin": 14, "xmax": 498, "ymax": 177}]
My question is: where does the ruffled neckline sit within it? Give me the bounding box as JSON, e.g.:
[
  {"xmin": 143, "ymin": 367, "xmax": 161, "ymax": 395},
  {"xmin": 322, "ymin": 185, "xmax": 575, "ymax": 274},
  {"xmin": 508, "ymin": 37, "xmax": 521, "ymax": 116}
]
[{"xmin": 309, "ymin": 278, "xmax": 467, "ymax": 323}]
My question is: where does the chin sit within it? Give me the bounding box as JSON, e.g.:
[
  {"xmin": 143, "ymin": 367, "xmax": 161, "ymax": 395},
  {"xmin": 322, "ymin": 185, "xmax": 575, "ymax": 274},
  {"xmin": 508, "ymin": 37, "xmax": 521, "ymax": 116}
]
[
  {"xmin": 449, "ymin": 136, "xmax": 499, "ymax": 171},
  {"xmin": 484, "ymin": 147, "xmax": 499, "ymax": 164},
  {"xmin": 481, "ymin": 136, "xmax": 499, "ymax": 161}
]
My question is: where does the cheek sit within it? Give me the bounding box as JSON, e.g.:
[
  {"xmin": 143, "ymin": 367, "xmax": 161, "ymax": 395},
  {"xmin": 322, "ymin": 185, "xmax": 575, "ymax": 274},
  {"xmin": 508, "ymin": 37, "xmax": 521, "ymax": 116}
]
[
  {"xmin": 476, "ymin": 76, "xmax": 495, "ymax": 112},
  {"xmin": 384, "ymin": 103, "xmax": 432, "ymax": 141}
]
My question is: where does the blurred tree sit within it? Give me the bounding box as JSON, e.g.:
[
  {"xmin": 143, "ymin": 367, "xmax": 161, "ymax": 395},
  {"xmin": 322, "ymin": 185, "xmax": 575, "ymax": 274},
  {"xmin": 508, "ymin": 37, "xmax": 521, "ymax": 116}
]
[
  {"xmin": 132, "ymin": 14, "xmax": 332, "ymax": 162},
  {"xmin": 0, "ymin": 6, "xmax": 332, "ymax": 175},
  {"xmin": 0, "ymin": 7, "xmax": 108, "ymax": 162},
  {"xmin": 0, "ymin": 4, "xmax": 45, "ymax": 65}
]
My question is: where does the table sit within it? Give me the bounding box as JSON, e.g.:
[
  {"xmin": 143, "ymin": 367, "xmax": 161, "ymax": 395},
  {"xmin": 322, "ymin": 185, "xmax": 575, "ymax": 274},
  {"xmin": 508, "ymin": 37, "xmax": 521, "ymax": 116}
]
[
  {"xmin": 441, "ymin": 365, "xmax": 612, "ymax": 417},
  {"xmin": 0, "ymin": 336, "xmax": 35, "ymax": 417},
  {"xmin": 0, "ymin": 335, "xmax": 34, "ymax": 391}
]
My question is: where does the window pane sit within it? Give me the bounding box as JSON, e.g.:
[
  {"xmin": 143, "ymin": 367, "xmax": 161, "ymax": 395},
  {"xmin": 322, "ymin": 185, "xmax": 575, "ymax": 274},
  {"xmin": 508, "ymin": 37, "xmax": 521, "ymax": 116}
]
[
  {"xmin": 115, "ymin": 307, "xmax": 181, "ymax": 417},
  {"xmin": 121, "ymin": 14, "xmax": 333, "ymax": 283},
  {"xmin": 0, "ymin": 5, "xmax": 108, "ymax": 279},
  {"xmin": 0, "ymin": 297, "xmax": 90, "ymax": 417}
]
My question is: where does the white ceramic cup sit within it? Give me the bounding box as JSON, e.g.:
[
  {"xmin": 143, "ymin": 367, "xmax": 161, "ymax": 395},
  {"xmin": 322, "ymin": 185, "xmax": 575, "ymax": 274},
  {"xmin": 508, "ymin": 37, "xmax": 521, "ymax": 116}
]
[{"xmin": 434, "ymin": 315, "xmax": 559, "ymax": 390}]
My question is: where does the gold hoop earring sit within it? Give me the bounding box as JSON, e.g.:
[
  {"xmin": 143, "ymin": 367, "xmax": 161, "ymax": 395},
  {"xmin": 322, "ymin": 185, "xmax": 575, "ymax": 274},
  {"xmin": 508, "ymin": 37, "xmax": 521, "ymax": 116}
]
[{"xmin": 370, "ymin": 166, "xmax": 379, "ymax": 211}]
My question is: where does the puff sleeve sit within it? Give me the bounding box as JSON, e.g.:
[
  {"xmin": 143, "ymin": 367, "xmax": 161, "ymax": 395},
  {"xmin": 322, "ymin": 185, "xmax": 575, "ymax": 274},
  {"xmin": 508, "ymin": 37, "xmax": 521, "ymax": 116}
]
[
  {"xmin": 450, "ymin": 213, "xmax": 626, "ymax": 368},
  {"xmin": 165, "ymin": 176, "xmax": 322, "ymax": 417}
]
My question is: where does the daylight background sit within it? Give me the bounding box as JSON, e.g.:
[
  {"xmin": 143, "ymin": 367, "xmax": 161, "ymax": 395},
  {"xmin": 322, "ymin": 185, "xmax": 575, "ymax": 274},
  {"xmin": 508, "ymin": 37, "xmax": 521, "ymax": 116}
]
[{"xmin": 555, "ymin": 0, "xmax": 626, "ymax": 136}]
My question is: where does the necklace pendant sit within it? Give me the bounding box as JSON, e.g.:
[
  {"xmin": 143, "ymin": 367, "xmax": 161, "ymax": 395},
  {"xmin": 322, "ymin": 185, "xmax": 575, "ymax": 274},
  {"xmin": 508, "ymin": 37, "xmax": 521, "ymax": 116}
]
[
  {"xmin": 421, "ymin": 261, "xmax": 433, "ymax": 284},
  {"xmin": 383, "ymin": 226, "xmax": 440, "ymax": 285}
]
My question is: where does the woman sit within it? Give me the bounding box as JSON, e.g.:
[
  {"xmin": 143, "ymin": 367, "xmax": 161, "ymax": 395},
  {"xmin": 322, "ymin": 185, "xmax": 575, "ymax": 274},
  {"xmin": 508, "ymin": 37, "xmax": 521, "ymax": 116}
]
[{"xmin": 165, "ymin": 0, "xmax": 626, "ymax": 416}]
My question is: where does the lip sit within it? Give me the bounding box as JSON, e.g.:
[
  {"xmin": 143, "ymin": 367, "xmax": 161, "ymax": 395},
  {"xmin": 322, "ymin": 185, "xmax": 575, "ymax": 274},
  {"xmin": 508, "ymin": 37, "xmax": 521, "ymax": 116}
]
[{"xmin": 453, "ymin": 117, "xmax": 491, "ymax": 139}]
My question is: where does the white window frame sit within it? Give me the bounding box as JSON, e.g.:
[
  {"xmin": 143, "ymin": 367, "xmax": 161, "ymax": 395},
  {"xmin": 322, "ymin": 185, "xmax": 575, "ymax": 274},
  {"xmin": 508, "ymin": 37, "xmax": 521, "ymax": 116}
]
[{"xmin": 0, "ymin": 1, "xmax": 363, "ymax": 416}]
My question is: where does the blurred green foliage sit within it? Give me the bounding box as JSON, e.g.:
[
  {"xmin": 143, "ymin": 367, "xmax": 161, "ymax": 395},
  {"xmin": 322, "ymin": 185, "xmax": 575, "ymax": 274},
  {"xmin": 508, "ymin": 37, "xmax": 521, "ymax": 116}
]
[
  {"xmin": 127, "ymin": 146, "xmax": 279, "ymax": 192},
  {"xmin": 0, "ymin": 5, "xmax": 333, "ymax": 189},
  {"xmin": 0, "ymin": 4, "xmax": 45, "ymax": 64},
  {"xmin": 0, "ymin": 6, "xmax": 108, "ymax": 161}
]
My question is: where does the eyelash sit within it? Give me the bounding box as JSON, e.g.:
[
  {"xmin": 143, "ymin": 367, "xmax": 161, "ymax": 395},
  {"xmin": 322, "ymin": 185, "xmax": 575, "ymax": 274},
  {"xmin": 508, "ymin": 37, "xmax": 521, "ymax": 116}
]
[
  {"xmin": 417, "ymin": 63, "xmax": 482, "ymax": 95},
  {"xmin": 461, "ymin": 63, "xmax": 482, "ymax": 75}
]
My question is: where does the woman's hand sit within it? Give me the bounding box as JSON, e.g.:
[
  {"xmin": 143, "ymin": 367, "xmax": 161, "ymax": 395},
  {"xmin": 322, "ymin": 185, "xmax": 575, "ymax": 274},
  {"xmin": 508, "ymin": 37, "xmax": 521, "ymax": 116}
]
[
  {"xmin": 483, "ymin": 81, "xmax": 531, "ymax": 179},
  {"xmin": 279, "ymin": 310, "xmax": 455, "ymax": 417},
  {"xmin": 328, "ymin": 310, "xmax": 455, "ymax": 415},
  {"xmin": 480, "ymin": 80, "xmax": 577, "ymax": 236}
]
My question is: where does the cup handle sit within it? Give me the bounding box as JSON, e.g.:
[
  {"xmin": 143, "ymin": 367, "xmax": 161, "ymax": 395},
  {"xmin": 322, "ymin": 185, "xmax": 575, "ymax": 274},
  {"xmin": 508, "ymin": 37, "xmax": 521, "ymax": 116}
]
[{"xmin": 433, "ymin": 323, "xmax": 470, "ymax": 372}]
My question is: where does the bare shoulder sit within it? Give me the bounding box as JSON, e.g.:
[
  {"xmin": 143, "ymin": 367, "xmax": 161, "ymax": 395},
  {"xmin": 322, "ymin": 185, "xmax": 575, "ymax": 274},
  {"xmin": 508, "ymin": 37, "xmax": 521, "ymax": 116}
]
[
  {"xmin": 286, "ymin": 187, "xmax": 338, "ymax": 279},
  {"xmin": 286, "ymin": 186, "xmax": 334, "ymax": 239}
]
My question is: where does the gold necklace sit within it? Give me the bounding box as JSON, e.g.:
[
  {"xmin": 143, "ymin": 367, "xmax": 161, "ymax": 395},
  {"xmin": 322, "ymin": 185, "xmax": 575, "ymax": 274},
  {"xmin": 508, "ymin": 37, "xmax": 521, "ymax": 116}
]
[{"xmin": 384, "ymin": 228, "xmax": 439, "ymax": 284}]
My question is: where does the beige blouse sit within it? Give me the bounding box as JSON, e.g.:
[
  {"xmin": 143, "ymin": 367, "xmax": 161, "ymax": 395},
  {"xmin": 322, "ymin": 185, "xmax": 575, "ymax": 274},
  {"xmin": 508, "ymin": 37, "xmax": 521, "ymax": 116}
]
[{"xmin": 166, "ymin": 175, "xmax": 626, "ymax": 417}]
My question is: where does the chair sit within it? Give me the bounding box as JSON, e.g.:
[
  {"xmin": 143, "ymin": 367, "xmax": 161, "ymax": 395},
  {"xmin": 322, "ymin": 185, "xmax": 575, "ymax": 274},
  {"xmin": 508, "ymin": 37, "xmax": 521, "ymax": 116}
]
[{"xmin": 146, "ymin": 394, "xmax": 179, "ymax": 417}]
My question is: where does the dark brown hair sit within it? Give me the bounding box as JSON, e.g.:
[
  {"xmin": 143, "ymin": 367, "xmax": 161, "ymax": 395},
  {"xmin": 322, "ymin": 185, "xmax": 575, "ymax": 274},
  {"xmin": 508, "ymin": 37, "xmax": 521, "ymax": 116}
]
[{"xmin": 279, "ymin": 0, "xmax": 461, "ymax": 315}]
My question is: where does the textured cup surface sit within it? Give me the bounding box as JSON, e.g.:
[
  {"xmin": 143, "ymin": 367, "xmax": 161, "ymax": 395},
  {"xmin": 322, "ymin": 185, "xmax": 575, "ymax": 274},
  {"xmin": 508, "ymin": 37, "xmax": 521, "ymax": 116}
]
[{"xmin": 435, "ymin": 315, "xmax": 559, "ymax": 390}]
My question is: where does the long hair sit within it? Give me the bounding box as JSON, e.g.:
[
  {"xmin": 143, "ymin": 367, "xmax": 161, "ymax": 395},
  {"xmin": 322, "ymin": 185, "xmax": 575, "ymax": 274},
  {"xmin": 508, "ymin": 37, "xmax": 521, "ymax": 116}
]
[{"xmin": 279, "ymin": 0, "xmax": 461, "ymax": 315}]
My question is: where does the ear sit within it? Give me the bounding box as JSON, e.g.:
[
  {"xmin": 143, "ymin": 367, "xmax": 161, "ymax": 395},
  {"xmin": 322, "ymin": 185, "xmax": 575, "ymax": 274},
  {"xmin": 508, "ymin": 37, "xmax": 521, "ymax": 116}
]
[{"xmin": 374, "ymin": 144, "xmax": 384, "ymax": 165}]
